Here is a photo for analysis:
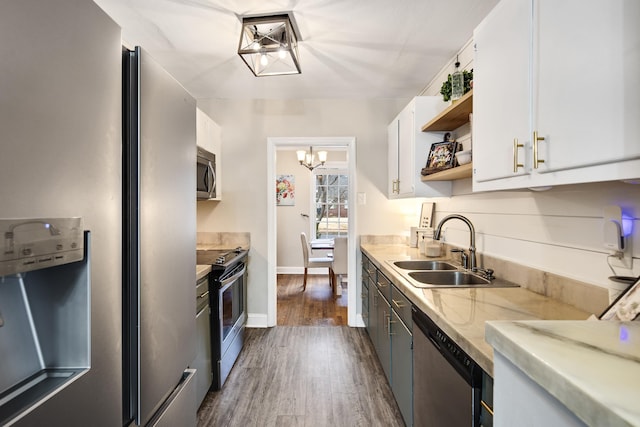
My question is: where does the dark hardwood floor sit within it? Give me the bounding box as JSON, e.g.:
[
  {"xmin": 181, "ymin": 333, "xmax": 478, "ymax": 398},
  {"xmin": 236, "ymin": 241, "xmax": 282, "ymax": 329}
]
[
  {"xmin": 277, "ymin": 274, "xmax": 348, "ymax": 326},
  {"xmin": 196, "ymin": 327, "xmax": 405, "ymax": 427},
  {"xmin": 196, "ymin": 275, "xmax": 406, "ymax": 426}
]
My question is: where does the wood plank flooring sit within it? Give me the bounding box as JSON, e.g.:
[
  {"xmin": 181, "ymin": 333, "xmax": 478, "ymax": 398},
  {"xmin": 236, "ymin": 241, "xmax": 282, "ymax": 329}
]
[
  {"xmin": 277, "ymin": 274, "xmax": 348, "ymax": 326},
  {"xmin": 197, "ymin": 275, "xmax": 406, "ymax": 426},
  {"xmin": 196, "ymin": 327, "xmax": 405, "ymax": 427}
]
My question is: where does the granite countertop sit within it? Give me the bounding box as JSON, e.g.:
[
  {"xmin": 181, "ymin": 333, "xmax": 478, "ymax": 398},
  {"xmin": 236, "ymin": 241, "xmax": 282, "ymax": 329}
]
[
  {"xmin": 486, "ymin": 320, "xmax": 640, "ymax": 427},
  {"xmin": 361, "ymin": 243, "xmax": 591, "ymax": 375}
]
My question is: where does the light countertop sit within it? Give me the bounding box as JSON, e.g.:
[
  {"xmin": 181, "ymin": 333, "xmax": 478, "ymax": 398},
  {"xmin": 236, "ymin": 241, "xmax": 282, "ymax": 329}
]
[
  {"xmin": 486, "ymin": 320, "xmax": 640, "ymax": 427},
  {"xmin": 360, "ymin": 243, "xmax": 590, "ymax": 375},
  {"xmin": 196, "ymin": 264, "xmax": 211, "ymax": 281}
]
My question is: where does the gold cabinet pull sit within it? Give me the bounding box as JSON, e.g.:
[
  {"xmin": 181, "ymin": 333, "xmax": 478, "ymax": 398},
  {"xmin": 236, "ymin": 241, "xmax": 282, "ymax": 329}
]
[
  {"xmin": 392, "ymin": 299, "xmax": 405, "ymax": 309},
  {"xmin": 533, "ymin": 131, "xmax": 545, "ymax": 169},
  {"xmin": 513, "ymin": 138, "xmax": 524, "ymax": 173}
]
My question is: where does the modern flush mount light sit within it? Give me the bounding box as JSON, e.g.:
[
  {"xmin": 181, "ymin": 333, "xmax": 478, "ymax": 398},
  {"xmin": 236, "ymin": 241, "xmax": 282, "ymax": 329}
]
[
  {"xmin": 296, "ymin": 147, "xmax": 327, "ymax": 171},
  {"xmin": 238, "ymin": 13, "xmax": 301, "ymax": 76}
]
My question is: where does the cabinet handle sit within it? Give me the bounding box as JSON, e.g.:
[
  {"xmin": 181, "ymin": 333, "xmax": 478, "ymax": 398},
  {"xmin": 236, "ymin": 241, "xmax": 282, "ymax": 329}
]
[
  {"xmin": 377, "ymin": 281, "xmax": 388, "ymax": 288},
  {"xmin": 392, "ymin": 299, "xmax": 405, "ymax": 309},
  {"xmin": 387, "ymin": 312, "xmax": 396, "ymax": 336},
  {"xmin": 513, "ymin": 138, "xmax": 524, "ymax": 173},
  {"xmin": 533, "ymin": 131, "xmax": 545, "ymax": 169},
  {"xmin": 481, "ymin": 400, "xmax": 494, "ymax": 416}
]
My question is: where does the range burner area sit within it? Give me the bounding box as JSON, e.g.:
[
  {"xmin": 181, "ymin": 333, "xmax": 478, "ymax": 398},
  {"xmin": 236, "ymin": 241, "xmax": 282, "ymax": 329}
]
[{"xmin": 196, "ymin": 247, "xmax": 247, "ymax": 268}]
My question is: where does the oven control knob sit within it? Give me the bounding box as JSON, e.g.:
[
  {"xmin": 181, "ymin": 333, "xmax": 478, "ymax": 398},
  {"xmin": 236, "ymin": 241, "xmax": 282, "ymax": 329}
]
[{"xmin": 215, "ymin": 256, "xmax": 225, "ymax": 264}]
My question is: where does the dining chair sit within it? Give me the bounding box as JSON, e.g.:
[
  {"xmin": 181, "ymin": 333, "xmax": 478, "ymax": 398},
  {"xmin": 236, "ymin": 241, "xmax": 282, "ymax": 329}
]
[
  {"xmin": 300, "ymin": 232, "xmax": 335, "ymax": 291},
  {"xmin": 332, "ymin": 237, "xmax": 348, "ymax": 291}
]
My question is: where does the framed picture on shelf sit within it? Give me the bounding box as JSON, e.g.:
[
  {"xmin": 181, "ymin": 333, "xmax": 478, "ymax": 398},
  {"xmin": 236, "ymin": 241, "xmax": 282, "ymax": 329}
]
[
  {"xmin": 422, "ymin": 135, "xmax": 458, "ymax": 175},
  {"xmin": 599, "ymin": 276, "xmax": 640, "ymax": 321}
]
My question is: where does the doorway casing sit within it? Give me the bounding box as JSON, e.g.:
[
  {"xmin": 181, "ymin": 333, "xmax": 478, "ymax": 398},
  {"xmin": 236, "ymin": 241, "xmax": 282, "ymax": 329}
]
[{"xmin": 267, "ymin": 137, "xmax": 357, "ymax": 326}]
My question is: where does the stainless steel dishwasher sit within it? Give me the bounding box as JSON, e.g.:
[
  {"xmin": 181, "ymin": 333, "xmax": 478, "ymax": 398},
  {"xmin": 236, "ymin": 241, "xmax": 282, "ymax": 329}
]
[{"xmin": 412, "ymin": 306, "xmax": 482, "ymax": 426}]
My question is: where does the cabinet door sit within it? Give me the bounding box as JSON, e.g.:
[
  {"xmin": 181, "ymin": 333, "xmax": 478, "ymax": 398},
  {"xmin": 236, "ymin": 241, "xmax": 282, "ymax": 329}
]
[
  {"xmin": 367, "ymin": 276, "xmax": 378, "ymax": 346},
  {"xmin": 391, "ymin": 311, "xmax": 413, "ymax": 427},
  {"xmin": 361, "ymin": 277, "xmax": 369, "ymax": 328},
  {"xmin": 376, "ymin": 289, "xmax": 392, "ymax": 382},
  {"xmin": 473, "ymin": 0, "xmax": 532, "ymax": 186},
  {"xmin": 397, "ymin": 105, "xmax": 415, "ymax": 196},
  {"xmin": 533, "ymin": 0, "xmax": 640, "ymax": 175},
  {"xmin": 387, "ymin": 118, "xmax": 400, "ymax": 197}
]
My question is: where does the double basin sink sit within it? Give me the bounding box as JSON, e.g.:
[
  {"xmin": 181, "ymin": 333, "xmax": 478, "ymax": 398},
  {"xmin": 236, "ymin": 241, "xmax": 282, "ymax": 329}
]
[{"xmin": 387, "ymin": 260, "xmax": 518, "ymax": 289}]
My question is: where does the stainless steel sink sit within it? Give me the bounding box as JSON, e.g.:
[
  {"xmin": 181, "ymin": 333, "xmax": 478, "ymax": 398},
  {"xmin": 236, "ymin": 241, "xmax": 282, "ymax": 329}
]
[
  {"xmin": 392, "ymin": 260, "xmax": 457, "ymax": 270},
  {"xmin": 386, "ymin": 259, "xmax": 519, "ymax": 289},
  {"xmin": 408, "ymin": 271, "xmax": 490, "ymax": 287}
]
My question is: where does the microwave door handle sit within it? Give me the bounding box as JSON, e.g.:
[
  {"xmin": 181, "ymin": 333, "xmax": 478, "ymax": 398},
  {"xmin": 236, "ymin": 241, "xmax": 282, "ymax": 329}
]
[
  {"xmin": 203, "ymin": 162, "xmax": 210, "ymax": 188},
  {"xmin": 208, "ymin": 161, "xmax": 215, "ymax": 193}
]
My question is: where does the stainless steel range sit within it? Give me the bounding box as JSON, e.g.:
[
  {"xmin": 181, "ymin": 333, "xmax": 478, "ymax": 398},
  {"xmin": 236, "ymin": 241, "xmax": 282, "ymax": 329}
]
[{"xmin": 196, "ymin": 247, "xmax": 248, "ymax": 390}]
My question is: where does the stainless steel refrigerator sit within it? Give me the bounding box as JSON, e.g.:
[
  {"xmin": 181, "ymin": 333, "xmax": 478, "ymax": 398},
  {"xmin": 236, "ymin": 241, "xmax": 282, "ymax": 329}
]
[
  {"xmin": 0, "ymin": 1, "xmax": 197, "ymax": 425},
  {"xmin": 122, "ymin": 45, "xmax": 197, "ymax": 426}
]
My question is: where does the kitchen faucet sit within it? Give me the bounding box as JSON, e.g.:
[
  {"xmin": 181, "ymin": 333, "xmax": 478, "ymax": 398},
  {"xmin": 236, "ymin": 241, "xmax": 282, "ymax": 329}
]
[{"xmin": 433, "ymin": 214, "xmax": 477, "ymax": 272}]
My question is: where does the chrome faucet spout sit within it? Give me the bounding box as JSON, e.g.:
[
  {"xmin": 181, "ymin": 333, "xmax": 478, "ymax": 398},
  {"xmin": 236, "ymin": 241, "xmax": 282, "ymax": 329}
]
[{"xmin": 433, "ymin": 214, "xmax": 477, "ymax": 271}]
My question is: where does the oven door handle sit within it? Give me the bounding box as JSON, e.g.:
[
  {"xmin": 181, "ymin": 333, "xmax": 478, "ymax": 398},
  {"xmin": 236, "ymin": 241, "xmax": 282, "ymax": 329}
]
[{"xmin": 219, "ymin": 264, "xmax": 246, "ymax": 290}]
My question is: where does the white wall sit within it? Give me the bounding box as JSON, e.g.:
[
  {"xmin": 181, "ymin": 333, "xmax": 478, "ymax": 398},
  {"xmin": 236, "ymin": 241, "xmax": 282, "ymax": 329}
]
[
  {"xmin": 276, "ymin": 150, "xmax": 347, "ymax": 270},
  {"xmin": 196, "ymin": 99, "xmax": 413, "ymax": 318},
  {"xmin": 276, "ymin": 150, "xmax": 311, "ymax": 270}
]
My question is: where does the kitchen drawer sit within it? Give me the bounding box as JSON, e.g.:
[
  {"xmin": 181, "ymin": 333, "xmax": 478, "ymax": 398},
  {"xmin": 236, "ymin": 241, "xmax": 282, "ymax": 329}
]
[
  {"xmin": 375, "ymin": 270, "xmax": 392, "ymax": 302},
  {"xmin": 362, "ymin": 255, "xmax": 376, "ymax": 278},
  {"xmin": 361, "ymin": 277, "xmax": 369, "ymax": 327},
  {"xmin": 391, "ymin": 284, "xmax": 412, "ymax": 329}
]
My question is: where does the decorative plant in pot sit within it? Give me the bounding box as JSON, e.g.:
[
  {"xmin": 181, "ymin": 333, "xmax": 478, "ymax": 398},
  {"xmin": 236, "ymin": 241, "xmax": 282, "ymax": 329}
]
[{"xmin": 440, "ymin": 69, "xmax": 473, "ymax": 102}]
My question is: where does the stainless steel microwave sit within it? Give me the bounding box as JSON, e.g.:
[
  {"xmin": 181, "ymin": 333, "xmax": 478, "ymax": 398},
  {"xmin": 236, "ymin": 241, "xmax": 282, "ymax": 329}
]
[{"xmin": 197, "ymin": 147, "xmax": 216, "ymax": 200}]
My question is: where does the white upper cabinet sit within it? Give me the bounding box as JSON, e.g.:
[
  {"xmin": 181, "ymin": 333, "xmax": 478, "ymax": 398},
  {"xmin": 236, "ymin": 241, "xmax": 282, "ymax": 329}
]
[
  {"xmin": 473, "ymin": 0, "xmax": 640, "ymax": 192},
  {"xmin": 387, "ymin": 97, "xmax": 452, "ymax": 199},
  {"xmin": 473, "ymin": 0, "xmax": 532, "ymax": 187},
  {"xmin": 196, "ymin": 108, "xmax": 222, "ymax": 200}
]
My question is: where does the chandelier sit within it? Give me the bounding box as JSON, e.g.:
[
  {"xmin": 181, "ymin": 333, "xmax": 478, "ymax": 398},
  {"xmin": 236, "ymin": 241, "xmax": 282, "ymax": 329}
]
[
  {"xmin": 296, "ymin": 147, "xmax": 327, "ymax": 171},
  {"xmin": 237, "ymin": 13, "xmax": 301, "ymax": 77}
]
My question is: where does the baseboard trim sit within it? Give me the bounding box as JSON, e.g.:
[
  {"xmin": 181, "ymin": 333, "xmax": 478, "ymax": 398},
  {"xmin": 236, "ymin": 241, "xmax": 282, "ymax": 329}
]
[
  {"xmin": 353, "ymin": 314, "xmax": 366, "ymax": 328},
  {"xmin": 276, "ymin": 266, "xmax": 333, "ymax": 275},
  {"xmin": 246, "ymin": 313, "xmax": 269, "ymax": 328}
]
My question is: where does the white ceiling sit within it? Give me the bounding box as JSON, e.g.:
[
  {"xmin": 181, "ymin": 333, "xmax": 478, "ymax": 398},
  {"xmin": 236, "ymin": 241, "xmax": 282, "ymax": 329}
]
[{"xmin": 93, "ymin": 0, "xmax": 499, "ymax": 100}]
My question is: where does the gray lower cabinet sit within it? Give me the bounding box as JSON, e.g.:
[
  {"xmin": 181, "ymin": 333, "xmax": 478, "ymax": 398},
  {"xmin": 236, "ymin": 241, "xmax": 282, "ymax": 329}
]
[
  {"xmin": 376, "ymin": 288, "xmax": 392, "ymax": 382},
  {"xmin": 362, "ymin": 275, "xmax": 369, "ymax": 328},
  {"xmin": 368, "ymin": 275, "xmax": 379, "ymax": 349},
  {"xmin": 362, "ymin": 252, "xmax": 413, "ymax": 426},
  {"xmin": 391, "ymin": 310, "xmax": 413, "ymax": 426}
]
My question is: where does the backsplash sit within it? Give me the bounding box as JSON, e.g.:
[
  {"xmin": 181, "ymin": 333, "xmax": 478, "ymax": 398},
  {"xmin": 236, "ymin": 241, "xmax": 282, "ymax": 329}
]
[
  {"xmin": 360, "ymin": 235, "xmax": 609, "ymax": 315},
  {"xmin": 197, "ymin": 232, "xmax": 251, "ymax": 249}
]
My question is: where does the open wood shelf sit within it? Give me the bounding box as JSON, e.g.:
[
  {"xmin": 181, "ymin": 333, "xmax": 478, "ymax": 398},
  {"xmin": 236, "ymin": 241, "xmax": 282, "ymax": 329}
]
[
  {"xmin": 420, "ymin": 162, "xmax": 472, "ymax": 181},
  {"xmin": 421, "ymin": 89, "xmax": 473, "ymax": 132}
]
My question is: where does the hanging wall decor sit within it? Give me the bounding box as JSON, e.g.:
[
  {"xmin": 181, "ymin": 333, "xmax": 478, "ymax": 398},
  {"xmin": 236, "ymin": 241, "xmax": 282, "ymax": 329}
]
[{"xmin": 276, "ymin": 174, "xmax": 295, "ymax": 206}]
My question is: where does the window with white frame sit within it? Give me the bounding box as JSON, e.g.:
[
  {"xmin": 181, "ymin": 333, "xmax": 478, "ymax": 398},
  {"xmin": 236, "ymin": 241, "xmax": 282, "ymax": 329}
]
[{"xmin": 313, "ymin": 170, "xmax": 348, "ymax": 238}]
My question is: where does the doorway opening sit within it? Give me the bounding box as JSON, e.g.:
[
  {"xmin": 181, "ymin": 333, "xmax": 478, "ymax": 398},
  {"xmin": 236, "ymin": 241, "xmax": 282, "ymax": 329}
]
[{"xmin": 267, "ymin": 137, "xmax": 357, "ymax": 327}]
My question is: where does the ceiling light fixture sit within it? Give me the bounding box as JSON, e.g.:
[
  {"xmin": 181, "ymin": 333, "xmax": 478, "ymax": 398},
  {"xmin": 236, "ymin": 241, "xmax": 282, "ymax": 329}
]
[
  {"xmin": 296, "ymin": 147, "xmax": 327, "ymax": 171},
  {"xmin": 238, "ymin": 13, "xmax": 301, "ymax": 77}
]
